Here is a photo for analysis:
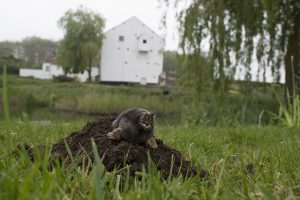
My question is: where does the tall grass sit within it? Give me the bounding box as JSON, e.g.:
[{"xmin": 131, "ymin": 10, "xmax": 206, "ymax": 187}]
[
  {"xmin": 1, "ymin": 75, "xmax": 183, "ymax": 120},
  {"xmin": 182, "ymin": 92, "xmax": 279, "ymax": 126},
  {"xmin": 261, "ymin": 92, "xmax": 300, "ymax": 128},
  {"xmin": 277, "ymin": 95, "xmax": 300, "ymax": 127},
  {"xmin": 2, "ymin": 65, "xmax": 10, "ymax": 120},
  {"xmin": 54, "ymin": 92, "xmax": 180, "ymax": 114},
  {"xmin": 1, "ymin": 75, "xmax": 284, "ymax": 126}
]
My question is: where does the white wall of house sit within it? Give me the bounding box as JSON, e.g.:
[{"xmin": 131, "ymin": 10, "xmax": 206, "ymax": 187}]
[
  {"xmin": 20, "ymin": 62, "xmax": 99, "ymax": 82},
  {"xmin": 19, "ymin": 68, "xmax": 51, "ymax": 80},
  {"xmin": 100, "ymin": 17, "xmax": 165, "ymax": 84}
]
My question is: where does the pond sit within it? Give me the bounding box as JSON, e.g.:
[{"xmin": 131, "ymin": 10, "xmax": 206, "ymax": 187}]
[{"xmin": 2, "ymin": 107, "xmax": 181, "ymax": 125}]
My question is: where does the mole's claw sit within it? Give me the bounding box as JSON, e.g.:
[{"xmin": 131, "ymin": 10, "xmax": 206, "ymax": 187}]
[
  {"xmin": 107, "ymin": 132, "xmax": 114, "ymax": 139},
  {"xmin": 146, "ymin": 137, "xmax": 158, "ymax": 149},
  {"xmin": 152, "ymin": 141, "xmax": 158, "ymax": 149},
  {"xmin": 151, "ymin": 143, "xmax": 158, "ymax": 149},
  {"xmin": 107, "ymin": 128, "xmax": 122, "ymax": 141},
  {"xmin": 107, "ymin": 131, "xmax": 121, "ymax": 141}
]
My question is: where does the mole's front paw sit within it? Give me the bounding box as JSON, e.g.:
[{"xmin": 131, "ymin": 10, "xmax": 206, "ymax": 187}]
[
  {"xmin": 107, "ymin": 128, "xmax": 122, "ymax": 140},
  {"xmin": 145, "ymin": 137, "xmax": 158, "ymax": 149}
]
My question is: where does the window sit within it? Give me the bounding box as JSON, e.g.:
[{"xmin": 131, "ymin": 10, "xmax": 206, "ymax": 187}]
[
  {"xmin": 119, "ymin": 35, "xmax": 124, "ymax": 41},
  {"xmin": 143, "ymin": 39, "xmax": 147, "ymax": 44}
]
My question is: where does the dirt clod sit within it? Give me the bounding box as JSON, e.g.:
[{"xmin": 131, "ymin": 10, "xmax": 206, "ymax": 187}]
[{"xmin": 245, "ymin": 163, "xmax": 255, "ymax": 175}]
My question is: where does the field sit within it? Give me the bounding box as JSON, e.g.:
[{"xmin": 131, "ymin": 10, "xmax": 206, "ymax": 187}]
[{"xmin": 1, "ymin": 76, "xmax": 300, "ymax": 199}]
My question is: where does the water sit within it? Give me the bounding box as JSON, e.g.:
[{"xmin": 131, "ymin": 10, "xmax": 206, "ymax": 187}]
[{"xmin": 4, "ymin": 107, "xmax": 181, "ymax": 125}]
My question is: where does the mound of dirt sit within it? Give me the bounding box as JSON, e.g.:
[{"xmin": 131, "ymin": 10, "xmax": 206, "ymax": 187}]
[{"xmin": 16, "ymin": 115, "xmax": 206, "ymax": 179}]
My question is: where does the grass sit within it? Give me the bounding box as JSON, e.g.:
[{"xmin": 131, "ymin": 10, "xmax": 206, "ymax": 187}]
[
  {"xmin": 277, "ymin": 95, "xmax": 300, "ymax": 127},
  {"xmin": 0, "ymin": 75, "xmax": 182, "ymax": 120},
  {"xmin": 1, "ymin": 75, "xmax": 299, "ymax": 199},
  {"xmin": 2, "ymin": 65, "xmax": 10, "ymax": 120},
  {"xmin": 53, "ymin": 89, "xmax": 179, "ymax": 115},
  {"xmin": 182, "ymin": 92, "xmax": 279, "ymax": 126},
  {"xmin": 1, "ymin": 120, "xmax": 300, "ymax": 199},
  {"xmin": 1, "ymin": 75, "xmax": 280, "ymax": 126}
]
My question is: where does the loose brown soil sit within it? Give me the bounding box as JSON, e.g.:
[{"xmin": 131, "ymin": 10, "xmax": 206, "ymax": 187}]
[{"xmin": 16, "ymin": 115, "xmax": 206, "ymax": 179}]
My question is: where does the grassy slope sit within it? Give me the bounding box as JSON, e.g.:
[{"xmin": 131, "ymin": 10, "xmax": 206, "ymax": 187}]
[
  {"xmin": 0, "ymin": 76, "xmax": 182, "ymax": 119},
  {"xmin": 1, "ymin": 76, "xmax": 279, "ymax": 126},
  {"xmin": 0, "ymin": 120, "xmax": 299, "ymax": 199}
]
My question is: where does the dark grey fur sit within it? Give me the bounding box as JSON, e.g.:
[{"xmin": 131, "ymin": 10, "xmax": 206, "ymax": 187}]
[{"xmin": 111, "ymin": 108, "xmax": 154, "ymax": 144}]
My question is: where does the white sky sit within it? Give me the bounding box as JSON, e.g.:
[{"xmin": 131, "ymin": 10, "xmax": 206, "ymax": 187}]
[{"xmin": 0, "ymin": 0, "xmax": 179, "ymax": 50}]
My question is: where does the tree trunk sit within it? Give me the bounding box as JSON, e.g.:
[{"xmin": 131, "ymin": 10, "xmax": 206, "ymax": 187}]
[
  {"xmin": 284, "ymin": 47, "xmax": 293, "ymax": 98},
  {"xmin": 87, "ymin": 59, "xmax": 92, "ymax": 82},
  {"xmin": 284, "ymin": 14, "xmax": 300, "ymax": 101}
]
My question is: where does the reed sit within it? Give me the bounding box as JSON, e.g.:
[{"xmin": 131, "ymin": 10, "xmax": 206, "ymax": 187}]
[{"xmin": 2, "ymin": 65, "xmax": 10, "ymax": 120}]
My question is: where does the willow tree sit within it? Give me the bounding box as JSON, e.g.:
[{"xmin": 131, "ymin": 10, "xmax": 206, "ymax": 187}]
[
  {"xmin": 165, "ymin": 0, "xmax": 300, "ymax": 96},
  {"xmin": 57, "ymin": 7, "xmax": 105, "ymax": 81}
]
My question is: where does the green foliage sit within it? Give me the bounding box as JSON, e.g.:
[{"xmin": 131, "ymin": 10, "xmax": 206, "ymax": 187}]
[
  {"xmin": 0, "ymin": 55, "xmax": 20, "ymax": 74},
  {"xmin": 177, "ymin": 53, "xmax": 213, "ymax": 95},
  {"xmin": 57, "ymin": 6, "xmax": 105, "ymax": 79},
  {"xmin": 21, "ymin": 37, "xmax": 58, "ymax": 68},
  {"xmin": 0, "ymin": 75, "xmax": 51, "ymax": 87},
  {"xmin": 52, "ymin": 75, "xmax": 77, "ymax": 82},
  {"xmin": 57, "ymin": 92, "xmax": 180, "ymax": 114},
  {"xmin": 182, "ymin": 91, "xmax": 279, "ymax": 126},
  {"xmin": 1, "ymin": 75, "xmax": 284, "ymax": 126},
  {"xmin": 0, "ymin": 44, "xmax": 21, "ymax": 74},
  {"xmin": 2, "ymin": 65, "xmax": 10, "ymax": 120},
  {"xmin": 0, "ymin": 37, "xmax": 57, "ymax": 70},
  {"xmin": 0, "ymin": 42, "xmax": 14, "ymax": 58},
  {"xmin": 0, "ymin": 75, "xmax": 183, "ymax": 121},
  {"xmin": 165, "ymin": 0, "xmax": 300, "ymax": 94},
  {"xmin": 276, "ymin": 95, "xmax": 300, "ymax": 127},
  {"xmin": 0, "ymin": 56, "xmax": 21, "ymax": 74},
  {"xmin": 163, "ymin": 51, "xmax": 177, "ymax": 74}
]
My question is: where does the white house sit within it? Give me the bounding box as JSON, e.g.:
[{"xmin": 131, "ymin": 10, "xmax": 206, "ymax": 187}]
[
  {"xmin": 100, "ymin": 17, "xmax": 165, "ymax": 84},
  {"xmin": 20, "ymin": 61, "xmax": 99, "ymax": 82}
]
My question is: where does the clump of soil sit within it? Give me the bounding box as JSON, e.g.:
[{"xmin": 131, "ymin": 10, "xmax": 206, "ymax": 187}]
[{"xmin": 16, "ymin": 115, "xmax": 205, "ymax": 179}]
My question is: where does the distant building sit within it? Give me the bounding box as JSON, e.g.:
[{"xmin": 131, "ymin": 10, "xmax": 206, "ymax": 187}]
[
  {"xmin": 19, "ymin": 59, "xmax": 99, "ymax": 82},
  {"xmin": 100, "ymin": 17, "xmax": 165, "ymax": 84},
  {"xmin": 19, "ymin": 17, "xmax": 165, "ymax": 84}
]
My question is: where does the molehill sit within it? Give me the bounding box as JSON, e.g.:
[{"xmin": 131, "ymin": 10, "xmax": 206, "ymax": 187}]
[{"xmin": 16, "ymin": 115, "xmax": 206, "ymax": 179}]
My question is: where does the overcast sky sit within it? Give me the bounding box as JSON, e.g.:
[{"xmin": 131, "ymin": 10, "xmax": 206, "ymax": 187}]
[{"xmin": 0, "ymin": 0, "xmax": 178, "ymax": 50}]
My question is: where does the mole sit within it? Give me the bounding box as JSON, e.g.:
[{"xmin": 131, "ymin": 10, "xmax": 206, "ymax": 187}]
[{"xmin": 107, "ymin": 108, "xmax": 158, "ymax": 149}]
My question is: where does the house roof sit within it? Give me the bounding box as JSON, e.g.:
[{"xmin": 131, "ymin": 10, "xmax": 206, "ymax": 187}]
[
  {"xmin": 104, "ymin": 16, "xmax": 164, "ymax": 40},
  {"xmin": 44, "ymin": 57, "xmax": 57, "ymax": 64}
]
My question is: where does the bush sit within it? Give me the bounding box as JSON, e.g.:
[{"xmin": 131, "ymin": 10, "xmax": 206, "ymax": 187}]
[
  {"xmin": 0, "ymin": 65, "xmax": 19, "ymax": 75},
  {"xmin": 182, "ymin": 92, "xmax": 279, "ymax": 126},
  {"xmin": 52, "ymin": 75, "xmax": 78, "ymax": 82}
]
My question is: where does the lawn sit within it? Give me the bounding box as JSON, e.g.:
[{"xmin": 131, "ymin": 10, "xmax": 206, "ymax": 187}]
[{"xmin": 0, "ymin": 120, "xmax": 299, "ymax": 199}]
